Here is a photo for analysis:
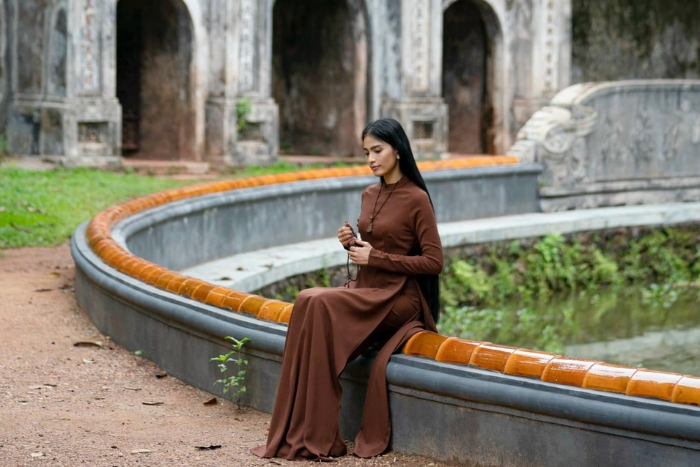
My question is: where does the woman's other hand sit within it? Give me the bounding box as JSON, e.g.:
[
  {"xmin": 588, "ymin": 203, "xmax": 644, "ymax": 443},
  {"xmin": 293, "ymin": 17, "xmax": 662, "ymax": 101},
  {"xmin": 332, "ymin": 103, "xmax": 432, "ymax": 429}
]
[
  {"xmin": 348, "ymin": 239, "xmax": 373, "ymax": 266},
  {"xmin": 338, "ymin": 221, "xmax": 356, "ymax": 248}
]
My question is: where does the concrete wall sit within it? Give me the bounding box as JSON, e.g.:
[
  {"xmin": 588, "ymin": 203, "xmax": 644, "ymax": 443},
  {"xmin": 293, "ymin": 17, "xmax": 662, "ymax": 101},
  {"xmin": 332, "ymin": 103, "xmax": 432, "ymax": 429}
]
[{"xmin": 509, "ymin": 80, "xmax": 700, "ymax": 211}]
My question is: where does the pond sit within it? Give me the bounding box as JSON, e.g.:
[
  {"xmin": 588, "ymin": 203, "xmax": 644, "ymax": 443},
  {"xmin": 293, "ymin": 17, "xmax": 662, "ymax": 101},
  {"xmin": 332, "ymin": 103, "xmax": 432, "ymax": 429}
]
[{"xmin": 437, "ymin": 284, "xmax": 700, "ymax": 377}]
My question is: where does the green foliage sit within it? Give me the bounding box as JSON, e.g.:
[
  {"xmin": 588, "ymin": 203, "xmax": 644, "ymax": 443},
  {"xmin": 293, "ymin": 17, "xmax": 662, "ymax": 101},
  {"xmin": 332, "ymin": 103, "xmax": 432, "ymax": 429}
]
[
  {"xmin": 0, "ymin": 162, "xmax": 363, "ymax": 249},
  {"xmin": 440, "ymin": 228, "xmax": 700, "ymax": 309},
  {"xmin": 210, "ymin": 336, "xmax": 250, "ymax": 409},
  {"xmin": 0, "ymin": 168, "xmax": 196, "ymax": 249},
  {"xmin": 436, "ymin": 226, "xmax": 700, "ymax": 355},
  {"xmin": 236, "ymin": 98, "xmax": 252, "ymax": 134}
]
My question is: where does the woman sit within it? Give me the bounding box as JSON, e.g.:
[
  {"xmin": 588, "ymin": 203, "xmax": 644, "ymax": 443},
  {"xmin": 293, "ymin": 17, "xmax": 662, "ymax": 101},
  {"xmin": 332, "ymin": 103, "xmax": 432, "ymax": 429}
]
[{"xmin": 252, "ymin": 118, "xmax": 443, "ymax": 460}]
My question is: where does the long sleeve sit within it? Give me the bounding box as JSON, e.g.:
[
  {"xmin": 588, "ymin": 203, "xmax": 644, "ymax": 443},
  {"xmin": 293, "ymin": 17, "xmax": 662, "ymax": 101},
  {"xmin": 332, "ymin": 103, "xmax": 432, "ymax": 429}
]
[{"xmin": 367, "ymin": 191, "xmax": 443, "ymax": 275}]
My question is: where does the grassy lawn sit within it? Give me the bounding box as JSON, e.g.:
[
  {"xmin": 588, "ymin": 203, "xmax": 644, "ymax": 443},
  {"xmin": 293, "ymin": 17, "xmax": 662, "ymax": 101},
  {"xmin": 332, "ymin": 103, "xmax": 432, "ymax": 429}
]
[{"xmin": 0, "ymin": 162, "xmax": 348, "ymax": 249}]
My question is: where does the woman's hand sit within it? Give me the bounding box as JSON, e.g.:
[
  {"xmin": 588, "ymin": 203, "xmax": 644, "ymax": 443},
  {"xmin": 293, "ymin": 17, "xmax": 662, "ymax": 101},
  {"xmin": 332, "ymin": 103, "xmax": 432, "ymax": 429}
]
[
  {"xmin": 337, "ymin": 221, "xmax": 356, "ymax": 248},
  {"xmin": 348, "ymin": 239, "xmax": 373, "ymax": 266}
]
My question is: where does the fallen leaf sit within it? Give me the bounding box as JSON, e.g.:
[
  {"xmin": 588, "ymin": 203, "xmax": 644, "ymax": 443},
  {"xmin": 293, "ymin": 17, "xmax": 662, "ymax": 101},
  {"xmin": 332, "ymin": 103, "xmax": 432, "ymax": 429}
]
[
  {"xmin": 203, "ymin": 397, "xmax": 218, "ymax": 406},
  {"xmin": 142, "ymin": 401, "xmax": 164, "ymax": 406},
  {"xmin": 47, "ymin": 272, "xmax": 60, "ymax": 278},
  {"xmin": 29, "ymin": 385, "xmax": 43, "ymax": 390},
  {"xmin": 154, "ymin": 371, "xmax": 168, "ymax": 379},
  {"xmin": 236, "ymin": 267, "xmax": 244, "ymax": 271},
  {"xmin": 43, "ymin": 383, "xmax": 57, "ymax": 388},
  {"xmin": 195, "ymin": 445, "xmax": 222, "ymax": 451},
  {"xmin": 34, "ymin": 288, "xmax": 52, "ymax": 293},
  {"xmin": 30, "ymin": 452, "xmax": 45, "ymax": 458},
  {"xmin": 124, "ymin": 386, "xmax": 141, "ymax": 391},
  {"xmin": 269, "ymin": 461, "xmax": 282, "ymax": 465},
  {"xmin": 82, "ymin": 358, "xmax": 95, "ymax": 364},
  {"xmin": 218, "ymin": 276, "xmax": 232, "ymax": 280},
  {"xmin": 130, "ymin": 449, "xmax": 152, "ymax": 454},
  {"xmin": 73, "ymin": 341, "xmax": 104, "ymax": 348}
]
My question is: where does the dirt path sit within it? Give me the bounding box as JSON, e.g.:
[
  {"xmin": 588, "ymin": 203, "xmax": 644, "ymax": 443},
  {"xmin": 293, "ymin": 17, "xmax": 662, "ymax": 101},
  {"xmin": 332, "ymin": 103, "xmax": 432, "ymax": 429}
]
[{"xmin": 0, "ymin": 245, "xmax": 450, "ymax": 467}]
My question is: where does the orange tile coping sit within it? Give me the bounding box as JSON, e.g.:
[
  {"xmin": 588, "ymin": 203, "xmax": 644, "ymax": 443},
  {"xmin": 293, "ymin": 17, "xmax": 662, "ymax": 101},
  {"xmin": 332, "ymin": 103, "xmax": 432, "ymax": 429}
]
[
  {"xmin": 83, "ymin": 156, "xmax": 700, "ymax": 407},
  {"xmin": 469, "ymin": 344, "xmax": 517, "ymax": 372},
  {"xmin": 504, "ymin": 350, "xmax": 559, "ymax": 378},
  {"xmin": 626, "ymin": 370, "xmax": 684, "ymax": 401},
  {"xmin": 542, "ymin": 358, "xmax": 599, "ymax": 387}
]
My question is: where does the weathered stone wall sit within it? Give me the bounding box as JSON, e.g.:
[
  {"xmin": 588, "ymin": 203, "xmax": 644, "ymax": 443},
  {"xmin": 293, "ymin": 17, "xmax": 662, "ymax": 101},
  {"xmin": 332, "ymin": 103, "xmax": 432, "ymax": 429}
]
[
  {"xmin": 572, "ymin": 0, "xmax": 700, "ymax": 83},
  {"xmin": 1, "ymin": 0, "xmax": 572, "ymax": 165}
]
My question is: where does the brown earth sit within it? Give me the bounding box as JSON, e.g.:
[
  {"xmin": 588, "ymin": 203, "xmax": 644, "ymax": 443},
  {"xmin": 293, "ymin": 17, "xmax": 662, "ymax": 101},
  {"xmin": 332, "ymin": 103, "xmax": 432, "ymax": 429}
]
[{"xmin": 0, "ymin": 244, "xmax": 452, "ymax": 467}]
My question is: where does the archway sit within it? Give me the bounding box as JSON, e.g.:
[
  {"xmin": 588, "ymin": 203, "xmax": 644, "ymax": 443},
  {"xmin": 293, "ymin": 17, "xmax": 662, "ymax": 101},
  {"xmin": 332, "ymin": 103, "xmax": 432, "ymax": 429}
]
[
  {"xmin": 116, "ymin": 0, "xmax": 196, "ymax": 160},
  {"xmin": 442, "ymin": 0, "xmax": 495, "ymax": 154},
  {"xmin": 272, "ymin": 0, "xmax": 369, "ymax": 158}
]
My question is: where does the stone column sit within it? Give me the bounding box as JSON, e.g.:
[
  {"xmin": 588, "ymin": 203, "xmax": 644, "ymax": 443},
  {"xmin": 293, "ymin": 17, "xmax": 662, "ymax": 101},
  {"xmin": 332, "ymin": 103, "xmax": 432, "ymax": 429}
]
[
  {"xmin": 206, "ymin": 0, "xmax": 278, "ymax": 167},
  {"xmin": 63, "ymin": 0, "xmax": 121, "ymax": 166},
  {"xmin": 510, "ymin": 0, "xmax": 571, "ymax": 137},
  {"xmin": 7, "ymin": 0, "xmax": 119, "ymax": 164},
  {"xmin": 381, "ymin": 0, "xmax": 448, "ymax": 159}
]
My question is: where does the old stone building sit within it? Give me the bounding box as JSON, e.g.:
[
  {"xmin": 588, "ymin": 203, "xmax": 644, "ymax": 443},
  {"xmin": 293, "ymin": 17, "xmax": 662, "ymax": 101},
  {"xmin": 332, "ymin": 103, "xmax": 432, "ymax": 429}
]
[{"xmin": 1, "ymin": 0, "xmax": 574, "ymax": 166}]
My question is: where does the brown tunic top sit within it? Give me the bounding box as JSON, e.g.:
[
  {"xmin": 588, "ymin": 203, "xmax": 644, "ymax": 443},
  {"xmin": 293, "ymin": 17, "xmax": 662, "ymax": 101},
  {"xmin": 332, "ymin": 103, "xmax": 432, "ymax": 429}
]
[{"xmin": 252, "ymin": 177, "xmax": 443, "ymax": 460}]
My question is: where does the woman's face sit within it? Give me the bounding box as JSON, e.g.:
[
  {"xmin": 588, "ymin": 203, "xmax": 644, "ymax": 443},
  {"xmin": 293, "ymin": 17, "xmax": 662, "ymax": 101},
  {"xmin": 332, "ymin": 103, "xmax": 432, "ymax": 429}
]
[{"xmin": 363, "ymin": 135, "xmax": 402, "ymax": 182}]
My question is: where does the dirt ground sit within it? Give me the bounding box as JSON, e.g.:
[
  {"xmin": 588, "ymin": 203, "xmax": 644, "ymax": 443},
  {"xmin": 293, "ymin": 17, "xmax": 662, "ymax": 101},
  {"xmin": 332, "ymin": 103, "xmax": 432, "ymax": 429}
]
[{"xmin": 0, "ymin": 244, "xmax": 452, "ymax": 467}]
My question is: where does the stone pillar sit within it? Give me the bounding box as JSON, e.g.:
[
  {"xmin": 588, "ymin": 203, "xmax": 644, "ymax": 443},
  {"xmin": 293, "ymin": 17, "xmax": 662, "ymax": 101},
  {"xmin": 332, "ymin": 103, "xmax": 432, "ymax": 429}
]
[
  {"xmin": 510, "ymin": 0, "xmax": 572, "ymax": 137},
  {"xmin": 381, "ymin": 0, "xmax": 448, "ymax": 159},
  {"xmin": 61, "ymin": 0, "xmax": 121, "ymax": 166},
  {"xmin": 8, "ymin": 0, "xmax": 121, "ymax": 165},
  {"xmin": 206, "ymin": 0, "xmax": 278, "ymax": 167}
]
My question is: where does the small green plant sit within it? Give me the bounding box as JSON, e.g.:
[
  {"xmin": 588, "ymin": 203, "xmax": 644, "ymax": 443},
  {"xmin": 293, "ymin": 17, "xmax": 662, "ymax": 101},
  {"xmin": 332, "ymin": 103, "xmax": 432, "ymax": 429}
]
[
  {"xmin": 134, "ymin": 349, "xmax": 145, "ymax": 356},
  {"xmin": 236, "ymin": 98, "xmax": 252, "ymax": 134},
  {"xmin": 211, "ymin": 336, "xmax": 250, "ymax": 409}
]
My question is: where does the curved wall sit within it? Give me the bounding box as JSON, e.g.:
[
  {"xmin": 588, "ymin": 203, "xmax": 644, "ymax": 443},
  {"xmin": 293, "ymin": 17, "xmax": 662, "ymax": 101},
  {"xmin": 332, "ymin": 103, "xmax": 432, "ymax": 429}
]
[{"xmin": 72, "ymin": 159, "xmax": 700, "ymax": 466}]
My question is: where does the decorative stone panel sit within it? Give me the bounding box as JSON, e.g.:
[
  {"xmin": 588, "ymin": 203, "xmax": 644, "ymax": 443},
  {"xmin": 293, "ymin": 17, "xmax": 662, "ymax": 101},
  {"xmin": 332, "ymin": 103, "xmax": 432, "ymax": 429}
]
[{"xmin": 509, "ymin": 80, "xmax": 700, "ymax": 211}]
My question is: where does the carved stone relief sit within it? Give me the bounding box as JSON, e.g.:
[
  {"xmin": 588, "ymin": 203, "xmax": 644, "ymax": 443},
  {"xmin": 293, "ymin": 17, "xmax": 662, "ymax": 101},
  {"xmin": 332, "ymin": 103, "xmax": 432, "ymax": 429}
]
[
  {"xmin": 631, "ymin": 111, "xmax": 655, "ymax": 162},
  {"xmin": 411, "ymin": 0, "xmax": 430, "ymax": 92},
  {"xmin": 662, "ymin": 117, "xmax": 684, "ymax": 161},
  {"xmin": 692, "ymin": 115, "xmax": 700, "ymax": 145},
  {"xmin": 543, "ymin": 0, "xmax": 556, "ymax": 92},
  {"xmin": 568, "ymin": 138, "xmax": 587, "ymax": 185},
  {"xmin": 239, "ymin": 0, "xmax": 255, "ymax": 92},
  {"xmin": 600, "ymin": 115, "xmax": 625, "ymax": 167},
  {"xmin": 80, "ymin": 0, "xmax": 101, "ymax": 93}
]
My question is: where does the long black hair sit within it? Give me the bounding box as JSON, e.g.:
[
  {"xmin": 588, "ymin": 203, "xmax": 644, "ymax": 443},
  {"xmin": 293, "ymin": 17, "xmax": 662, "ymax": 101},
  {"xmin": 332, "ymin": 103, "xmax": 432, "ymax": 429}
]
[{"xmin": 361, "ymin": 118, "xmax": 441, "ymax": 323}]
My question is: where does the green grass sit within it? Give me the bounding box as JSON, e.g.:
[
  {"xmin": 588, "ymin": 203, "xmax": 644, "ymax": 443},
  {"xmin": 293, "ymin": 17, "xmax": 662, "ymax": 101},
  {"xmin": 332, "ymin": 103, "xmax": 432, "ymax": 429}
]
[{"xmin": 0, "ymin": 162, "xmax": 358, "ymax": 249}]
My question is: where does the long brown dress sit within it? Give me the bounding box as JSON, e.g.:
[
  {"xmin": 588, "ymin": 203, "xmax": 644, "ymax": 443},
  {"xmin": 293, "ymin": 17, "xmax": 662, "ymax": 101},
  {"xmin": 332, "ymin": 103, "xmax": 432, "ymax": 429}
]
[{"xmin": 252, "ymin": 177, "xmax": 443, "ymax": 460}]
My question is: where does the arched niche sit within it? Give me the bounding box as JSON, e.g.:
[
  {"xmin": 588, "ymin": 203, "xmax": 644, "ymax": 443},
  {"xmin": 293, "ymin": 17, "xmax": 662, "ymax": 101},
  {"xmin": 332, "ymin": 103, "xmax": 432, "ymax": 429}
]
[
  {"xmin": 271, "ymin": 0, "xmax": 370, "ymax": 158},
  {"xmin": 45, "ymin": 4, "xmax": 68, "ymax": 98},
  {"xmin": 115, "ymin": 0, "xmax": 207, "ymax": 160},
  {"xmin": 442, "ymin": 0, "xmax": 504, "ymax": 155}
]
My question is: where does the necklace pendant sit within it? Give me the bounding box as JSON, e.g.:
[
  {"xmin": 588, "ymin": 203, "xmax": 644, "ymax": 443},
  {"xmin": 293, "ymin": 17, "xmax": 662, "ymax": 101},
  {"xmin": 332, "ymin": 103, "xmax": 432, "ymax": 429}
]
[{"xmin": 367, "ymin": 221, "xmax": 373, "ymax": 234}]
